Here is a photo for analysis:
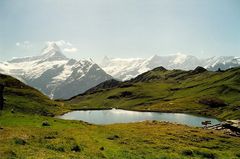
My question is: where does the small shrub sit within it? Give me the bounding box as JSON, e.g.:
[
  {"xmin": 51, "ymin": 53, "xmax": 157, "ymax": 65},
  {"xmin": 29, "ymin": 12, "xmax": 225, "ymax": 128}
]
[
  {"xmin": 194, "ymin": 150, "xmax": 217, "ymax": 159},
  {"xmin": 199, "ymin": 97, "xmax": 226, "ymax": 108},
  {"xmin": 46, "ymin": 144, "xmax": 65, "ymax": 152},
  {"xmin": 107, "ymin": 95, "xmax": 119, "ymax": 99},
  {"xmin": 120, "ymin": 91, "xmax": 133, "ymax": 97},
  {"xmin": 44, "ymin": 131, "xmax": 58, "ymax": 139},
  {"xmin": 107, "ymin": 135, "xmax": 120, "ymax": 140},
  {"xmin": 14, "ymin": 137, "xmax": 26, "ymax": 145},
  {"xmin": 57, "ymin": 147, "xmax": 65, "ymax": 152},
  {"xmin": 99, "ymin": 146, "xmax": 105, "ymax": 151},
  {"xmin": 119, "ymin": 84, "xmax": 133, "ymax": 88},
  {"xmin": 182, "ymin": 149, "xmax": 193, "ymax": 156},
  {"xmin": 160, "ymin": 146, "xmax": 170, "ymax": 150},
  {"xmin": 71, "ymin": 144, "xmax": 82, "ymax": 152},
  {"xmin": 236, "ymin": 153, "xmax": 240, "ymax": 157},
  {"xmin": 4, "ymin": 150, "xmax": 17, "ymax": 158},
  {"xmin": 44, "ymin": 135, "xmax": 56, "ymax": 139}
]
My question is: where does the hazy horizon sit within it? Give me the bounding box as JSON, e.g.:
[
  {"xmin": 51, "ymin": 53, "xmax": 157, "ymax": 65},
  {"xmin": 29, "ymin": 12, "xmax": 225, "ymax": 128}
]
[{"xmin": 1, "ymin": 0, "xmax": 240, "ymax": 62}]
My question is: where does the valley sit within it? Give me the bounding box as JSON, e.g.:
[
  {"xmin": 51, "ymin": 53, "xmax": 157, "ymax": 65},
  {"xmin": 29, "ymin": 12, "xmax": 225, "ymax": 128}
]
[
  {"xmin": 66, "ymin": 66, "xmax": 240, "ymax": 120},
  {"xmin": 1, "ymin": 1, "xmax": 240, "ymax": 158},
  {"xmin": 0, "ymin": 66, "xmax": 240, "ymax": 158}
]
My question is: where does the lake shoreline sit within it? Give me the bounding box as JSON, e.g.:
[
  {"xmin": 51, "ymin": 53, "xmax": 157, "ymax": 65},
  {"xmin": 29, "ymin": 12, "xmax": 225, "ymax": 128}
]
[
  {"xmin": 58, "ymin": 108, "xmax": 221, "ymax": 127},
  {"xmin": 63, "ymin": 107, "xmax": 223, "ymax": 122}
]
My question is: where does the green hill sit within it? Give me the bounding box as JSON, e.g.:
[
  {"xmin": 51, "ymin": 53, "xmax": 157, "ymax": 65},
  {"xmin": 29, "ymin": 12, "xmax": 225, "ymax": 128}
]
[
  {"xmin": 0, "ymin": 72, "xmax": 240, "ymax": 158},
  {"xmin": 66, "ymin": 66, "xmax": 240, "ymax": 119},
  {"xmin": 0, "ymin": 74, "xmax": 63, "ymax": 116}
]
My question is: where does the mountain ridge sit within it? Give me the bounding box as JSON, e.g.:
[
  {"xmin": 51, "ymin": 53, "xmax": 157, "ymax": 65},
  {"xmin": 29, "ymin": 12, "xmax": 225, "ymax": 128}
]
[
  {"xmin": 99, "ymin": 54, "xmax": 240, "ymax": 81},
  {"xmin": 0, "ymin": 43, "xmax": 112, "ymax": 99},
  {"xmin": 1, "ymin": 46, "xmax": 240, "ymax": 99}
]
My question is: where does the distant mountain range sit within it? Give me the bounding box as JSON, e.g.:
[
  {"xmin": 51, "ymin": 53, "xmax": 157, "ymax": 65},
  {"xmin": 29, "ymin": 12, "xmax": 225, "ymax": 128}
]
[
  {"xmin": 0, "ymin": 43, "xmax": 112, "ymax": 99},
  {"xmin": 99, "ymin": 53, "xmax": 240, "ymax": 80},
  {"xmin": 0, "ymin": 43, "xmax": 239, "ymax": 99}
]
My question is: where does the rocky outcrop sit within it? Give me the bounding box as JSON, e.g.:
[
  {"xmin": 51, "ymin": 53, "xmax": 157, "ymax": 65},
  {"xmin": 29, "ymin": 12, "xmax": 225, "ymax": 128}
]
[
  {"xmin": 152, "ymin": 66, "xmax": 167, "ymax": 72},
  {"xmin": 0, "ymin": 84, "xmax": 4, "ymax": 110},
  {"xmin": 191, "ymin": 66, "xmax": 207, "ymax": 74},
  {"xmin": 199, "ymin": 97, "xmax": 227, "ymax": 108},
  {"xmin": 207, "ymin": 120, "xmax": 240, "ymax": 137}
]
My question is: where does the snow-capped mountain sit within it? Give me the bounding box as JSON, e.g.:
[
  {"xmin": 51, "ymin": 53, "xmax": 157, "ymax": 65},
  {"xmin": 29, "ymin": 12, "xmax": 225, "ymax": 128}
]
[
  {"xmin": 0, "ymin": 43, "xmax": 112, "ymax": 99},
  {"xmin": 205, "ymin": 56, "xmax": 240, "ymax": 71},
  {"xmin": 99, "ymin": 53, "xmax": 240, "ymax": 81},
  {"xmin": 1, "ymin": 44, "xmax": 239, "ymax": 96},
  {"xmin": 100, "ymin": 56, "xmax": 146, "ymax": 81}
]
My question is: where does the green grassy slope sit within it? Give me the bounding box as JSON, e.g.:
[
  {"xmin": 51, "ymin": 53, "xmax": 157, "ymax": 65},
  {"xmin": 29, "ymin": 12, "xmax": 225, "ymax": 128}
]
[
  {"xmin": 0, "ymin": 72, "xmax": 240, "ymax": 158},
  {"xmin": 66, "ymin": 67, "xmax": 240, "ymax": 119},
  {"xmin": 1, "ymin": 112, "xmax": 240, "ymax": 159},
  {"xmin": 0, "ymin": 74, "xmax": 64, "ymax": 116}
]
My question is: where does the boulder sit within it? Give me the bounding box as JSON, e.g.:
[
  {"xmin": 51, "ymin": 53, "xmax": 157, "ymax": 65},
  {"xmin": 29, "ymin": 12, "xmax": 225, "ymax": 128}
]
[{"xmin": 42, "ymin": 121, "xmax": 50, "ymax": 126}]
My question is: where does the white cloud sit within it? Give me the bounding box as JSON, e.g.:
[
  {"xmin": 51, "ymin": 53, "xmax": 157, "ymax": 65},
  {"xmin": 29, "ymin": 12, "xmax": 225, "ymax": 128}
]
[
  {"xmin": 46, "ymin": 40, "xmax": 72, "ymax": 47},
  {"xmin": 46, "ymin": 40, "xmax": 78, "ymax": 53},
  {"xmin": 16, "ymin": 41, "xmax": 32, "ymax": 49},
  {"xmin": 64, "ymin": 47, "xmax": 78, "ymax": 53},
  {"xmin": 56, "ymin": 40, "xmax": 72, "ymax": 47}
]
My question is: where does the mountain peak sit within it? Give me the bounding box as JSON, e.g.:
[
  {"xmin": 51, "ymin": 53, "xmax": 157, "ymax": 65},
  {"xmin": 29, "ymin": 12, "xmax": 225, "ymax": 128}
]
[
  {"xmin": 152, "ymin": 66, "xmax": 167, "ymax": 72},
  {"xmin": 192, "ymin": 66, "xmax": 207, "ymax": 74},
  {"xmin": 42, "ymin": 42, "xmax": 61, "ymax": 54},
  {"xmin": 40, "ymin": 42, "xmax": 68, "ymax": 61},
  {"xmin": 100, "ymin": 56, "xmax": 111, "ymax": 67},
  {"xmin": 8, "ymin": 43, "xmax": 68, "ymax": 63},
  {"xmin": 149, "ymin": 54, "xmax": 159, "ymax": 60}
]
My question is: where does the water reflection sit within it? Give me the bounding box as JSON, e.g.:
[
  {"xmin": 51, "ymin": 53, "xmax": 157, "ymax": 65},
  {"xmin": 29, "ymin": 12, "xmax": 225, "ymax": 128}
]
[{"xmin": 59, "ymin": 109, "xmax": 220, "ymax": 127}]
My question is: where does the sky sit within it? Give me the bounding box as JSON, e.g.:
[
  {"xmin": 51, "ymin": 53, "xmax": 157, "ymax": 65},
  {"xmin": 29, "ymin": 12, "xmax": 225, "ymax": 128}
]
[{"xmin": 0, "ymin": 0, "xmax": 240, "ymax": 62}]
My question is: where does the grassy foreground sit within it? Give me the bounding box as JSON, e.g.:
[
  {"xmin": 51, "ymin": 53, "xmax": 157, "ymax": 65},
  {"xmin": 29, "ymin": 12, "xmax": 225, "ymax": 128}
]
[{"xmin": 1, "ymin": 111, "xmax": 240, "ymax": 159}]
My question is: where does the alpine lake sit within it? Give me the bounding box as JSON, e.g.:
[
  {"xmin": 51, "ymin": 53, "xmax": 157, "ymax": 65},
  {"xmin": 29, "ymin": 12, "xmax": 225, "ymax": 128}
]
[{"xmin": 59, "ymin": 108, "xmax": 220, "ymax": 127}]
